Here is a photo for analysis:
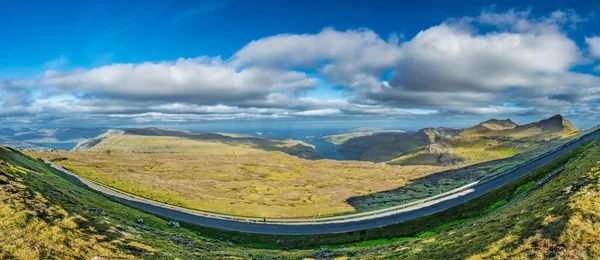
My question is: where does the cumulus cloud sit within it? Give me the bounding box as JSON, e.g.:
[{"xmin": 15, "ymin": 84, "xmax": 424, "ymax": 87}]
[
  {"xmin": 232, "ymin": 28, "xmax": 403, "ymax": 90},
  {"xmin": 41, "ymin": 57, "xmax": 318, "ymax": 103},
  {"xmin": 477, "ymin": 8, "xmax": 585, "ymax": 32},
  {"xmin": 587, "ymin": 37, "xmax": 600, "ymax": 58},
  {"xmin": 1, "ymin": 8, "xmax": 600, "ymax": 126},
  {"xmin": 361, "ymin": 9, "xmax": 595, "ymax": 116}
]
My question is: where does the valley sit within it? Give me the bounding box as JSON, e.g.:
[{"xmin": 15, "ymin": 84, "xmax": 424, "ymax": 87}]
[
  {"xmin": 2, "ymin": 133, "xmax": 600, "ymax": 258},
  {"xmin": 30, "ymin": 115, "xmax": 584, "ymax": 219},
  {"xmin": 4, "ymin": 3, "xmax": 600, "ymax": 259}
]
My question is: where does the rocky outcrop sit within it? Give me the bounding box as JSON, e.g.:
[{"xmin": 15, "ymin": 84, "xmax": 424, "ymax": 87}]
[{"xmin": 533, "ymin": 114, "xmax": 579, "ymax": 133}]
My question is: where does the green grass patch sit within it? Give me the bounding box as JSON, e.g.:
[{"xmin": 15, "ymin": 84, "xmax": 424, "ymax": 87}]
[
  {"xmin": 243, "ymin": 243, "xmax": 283, "ymax": 249},
  {"xmin": 349, "ymin": 237, "xmax": 414, "ymax": 247},
  {"xmin": 416, "ymin": 231, "xmax": 438, "ymax": 238},
  {"xmin": 513, "ymin": 180, "xmax": 536, "ymax": 196},
  {"xmin": 481, "ymin": 199, "xmax": 508, "ymax": 214},
  {"xmin": 434, "ymin": 219, "xmax": 465, "ymax": 230}
]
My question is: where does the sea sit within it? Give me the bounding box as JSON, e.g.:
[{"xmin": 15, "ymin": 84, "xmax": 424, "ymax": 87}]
[
  {"xmin": 175, "ymin": 120, "xmax": 437, "ymax": 160},
  {"xmin": 14, "ymin": 119, "xmax": 478, "ymax": 160}
]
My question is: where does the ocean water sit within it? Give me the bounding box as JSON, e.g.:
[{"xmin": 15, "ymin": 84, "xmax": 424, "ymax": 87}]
[
  {"xmin": 183, "ymin": 123, "xmax": 359, "ymax": 160},
  {"xmin": 150, "ymin": 120, "xmax": 443, "ymax": 159},
  {"xmin": 173, "ymin": 120, "xmax": 449, "ymax": 160},
  {"xmin": 28, "ymin": 120, "xmax": 461, "ymax": 159}
]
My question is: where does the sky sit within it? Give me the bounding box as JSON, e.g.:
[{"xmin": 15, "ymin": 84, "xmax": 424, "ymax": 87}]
[{"xmin": 1, "ymin": 0, "xmax": 600, "ymax": 129}]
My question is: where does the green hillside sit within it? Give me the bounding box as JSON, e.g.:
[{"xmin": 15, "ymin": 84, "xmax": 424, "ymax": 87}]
[
  {"xmin": 73, "ymin": 127, "xmax": 321, "ymax": 160},
  {"xmin": 337, "ymin": 115, "xmax": 580, "ymax": 166},
  {"xmin": 2, "ymin": 138, "xmax": 600, "ymax": 259},
  {"xmin": 335, "ymin": 127, "xmax": 462, "ymax": 162},
  {"xmin": 1, "ymin": 146, "xmax": 325, "ymax": 259}
]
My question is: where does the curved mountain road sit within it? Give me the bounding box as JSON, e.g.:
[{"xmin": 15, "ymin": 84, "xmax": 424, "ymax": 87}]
[{"xmin": 48, "ymin": 130, "xmax": 600, "ymax": 235}]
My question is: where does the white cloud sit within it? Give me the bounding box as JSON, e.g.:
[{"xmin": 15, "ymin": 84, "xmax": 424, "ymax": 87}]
[
  {"xmin": 1, "ymin": 8, "xmax": 599, "ymax": 126},
  {"xmin": 586, "ymin": 37, "xmax": 600, "ymax": 58},
  {"xmin": 295, "ymin": 109, "xmax": 341, "ymax": 116},
  {"xmin": 477, "ymin": 8, "xmax": 585, "ymax": 32},
  {"xmin": 42, "ymin": 57, "xmax": 318, "ymax": 103},
  {"xmin": 44, "ymin": 56, "xmax": 68, "ymax": 69},
  {"xmin": 233, "ymin": 28, "xmax": 403, "ymax": 90},
  {"xmin": 394, "ymin": 23, "xmax": 580, "ymax": 89},
  {"xmin": 362, "ymin": 10, "xmax": 591, "ymax": 115}
]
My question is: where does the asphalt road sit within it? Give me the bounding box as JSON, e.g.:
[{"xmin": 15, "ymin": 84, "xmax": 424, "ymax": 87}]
[{"xmin": 49, "ymin": 130, "xmax": 600, "ymax": 235}]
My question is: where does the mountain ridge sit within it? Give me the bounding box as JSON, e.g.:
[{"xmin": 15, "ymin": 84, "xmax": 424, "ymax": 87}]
[
  {"xmin": 73, "ymin": 127, "xmax": 321, "ymax": 159},
  {"xmin": 337, "ymin": 114, "xmax": 580, "ymax": 165}
]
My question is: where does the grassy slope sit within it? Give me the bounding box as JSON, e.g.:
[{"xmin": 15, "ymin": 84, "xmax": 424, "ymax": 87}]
[
  {"xmin": 0, "ymin": 146, "xmax": 323, "ymax": 259},
  {"xmin": 31, "ymin": 149, "xmax": 446, "ymax": 218},
  {"xmin": 75, "ymin": 128, "xmax": 320, "ymax": 160},
  {"xmin": 209, "ymin": 138, "xmax": 600, "ymax": 259},
  {"xmin": 336, "ymin": 131, "xmax": 432, "ymax": 162},
  {"xmin": 353, "ymin": 141, "xmax": 600, "ymax": 259},
  {"xmin": 33, "ymin": 119, "xmax": 573, "ymax": 218},
  {"xmin": 370, "ymin": 115, "xmax": 579, "ymax": 166},
  {"xmin": 2, "ymin": 139, "xmax": 600, "ymax": 259}
]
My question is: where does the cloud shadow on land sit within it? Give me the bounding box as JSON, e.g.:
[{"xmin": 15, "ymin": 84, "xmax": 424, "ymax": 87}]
[{"xmin": 345, "ymin": 152, "xmax": 536, "ymax": 212}]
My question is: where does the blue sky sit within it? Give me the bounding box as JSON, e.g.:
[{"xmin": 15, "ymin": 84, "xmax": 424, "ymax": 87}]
[{"xmin": 1, "ymin": 0, "xmax": 600, "ymax": 129}]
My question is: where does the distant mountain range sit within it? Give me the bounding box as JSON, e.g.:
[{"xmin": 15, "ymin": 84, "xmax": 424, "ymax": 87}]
[
  {"xmin": 0, "ymin": 128, "xmax": 107, "ymax": 150},
  {"xmin": 325, "ymin": 114, "xmax": 580, "ymax": 165},
  {"xmin": 73, "ymin": 127, "xmax": 321, "ymax": 159}
]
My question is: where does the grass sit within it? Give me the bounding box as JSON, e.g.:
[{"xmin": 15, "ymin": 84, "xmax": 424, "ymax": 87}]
[
  {"xmin": 0, "ymin": 147, "xmax": 301, "ymax": 259},
  {"xmin": 31, "ymin": 148, "xmax": 448, "ymax": 218},
  {"xmin": 349, "ymin": 237, "xmax": 414, "ymax": 247},
  {"xmin": 78, "ymin": 129, "xmax": 320, "ymax": 160},
  {"xmin": 513, "ymin": 180, "xmax": 536, "ymax": 196},
  {"xmin": 33, "ymin": 130, "xmax": 560, "ymax": 219},
  {"xmin": 2, "ymin": 137, "xmax": 600, "ymax": 258},
  {"xmin": 158, "ymin": 139, "xmax": 596, "ymax": 249},
  {"xmin": 481, "ymin": 199, "xmax": 508, "ymax": 214},
  {"xmin": 345, "ymin": 116, "xmax": 579, "ymax": 166},
  {"xmin": 30, "ymin": 123, "xmax": 579, "ymax": 219}
]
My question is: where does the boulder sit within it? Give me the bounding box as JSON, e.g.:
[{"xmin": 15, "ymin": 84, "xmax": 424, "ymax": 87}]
[{"xmin": 168, "ymin": 220, "xmax": 180, "ymax": 228}]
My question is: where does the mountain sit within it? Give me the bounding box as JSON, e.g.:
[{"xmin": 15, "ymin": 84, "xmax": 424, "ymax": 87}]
[
  {"xmin": 503, "ymin": 114, "xmax": 579, "ymax": 138},
  {"xmin": 459, "ymin": 119, "xmax": 518, "ymax": 136},
  {"xmin": 460, "ymin": 114, "xmax": 578, "ymax": 139},
  {"xmin": 73, "ymin": 127, "xmax": 321, "ymax": 159},
  {"xmin": 336, "ymin": 127, "xmax": 462, "ymax": 162},
  {"xmin": 480, "ymin": 119, "xmax": 518, "ymax": 130},
  {"xmin": 337, "ymin": 115, "xmax": 580, "ymax": 166}
]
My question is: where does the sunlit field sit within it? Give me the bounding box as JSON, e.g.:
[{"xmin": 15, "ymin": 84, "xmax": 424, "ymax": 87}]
[{"xmin": 34, "ymin": 148, "xmax": 447, "ymax": 218}]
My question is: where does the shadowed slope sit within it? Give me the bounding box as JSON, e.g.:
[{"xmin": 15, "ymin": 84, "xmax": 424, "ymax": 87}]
[{"xmin": 340, "ymin": 115, "xmax": 579, "ymax": 166}]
